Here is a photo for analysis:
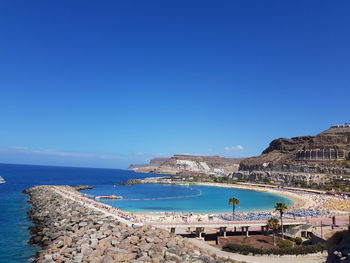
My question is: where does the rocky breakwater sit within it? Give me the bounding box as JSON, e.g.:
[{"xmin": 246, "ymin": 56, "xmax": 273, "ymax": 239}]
[
  {"xmin": 25, "ymin": 185, "xmax": 223, "ymax": 263},
  {"xmin": 119, "ymin": 177, "xmax": 173, "ymax": 186},
  {"xmin": 73, "ymin": 185, "xmax": 93, "ymax": 190}
]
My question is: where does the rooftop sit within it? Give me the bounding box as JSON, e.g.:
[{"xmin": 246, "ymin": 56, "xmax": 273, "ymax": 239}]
[{"xmin": 331, "ymin": 123, "xmax": 350, "ymax": 128}]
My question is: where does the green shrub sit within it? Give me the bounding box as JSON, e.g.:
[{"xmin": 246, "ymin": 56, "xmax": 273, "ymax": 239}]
[
  {"xmin": 222, "ymin": 242, "xmax": 326, "ymax": 256},
  {"xmin": 295, "ymin": 237, "xmax": 303, "ymax": 245},
  {"xmin": 278, "ymin": 240, "xmax": 293, "ymax": 249}
]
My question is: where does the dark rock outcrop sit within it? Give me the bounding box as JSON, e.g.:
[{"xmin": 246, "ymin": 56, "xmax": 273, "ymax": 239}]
[
  {"xmin": 73, "ymin": 185, "xmax": 93, "ymax": 191},
  {"xmin": 118, "ymin": 179, "xmax": 143, "ymax": 185},
  {"xmin": 326, "ymin": 230, "xmax": 350, "ymax": 263}
]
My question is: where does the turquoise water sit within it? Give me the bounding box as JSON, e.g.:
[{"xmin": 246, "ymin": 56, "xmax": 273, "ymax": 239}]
[{"xmin": 82, "ymin": 184, "xmax": 292, "ymax": 213}]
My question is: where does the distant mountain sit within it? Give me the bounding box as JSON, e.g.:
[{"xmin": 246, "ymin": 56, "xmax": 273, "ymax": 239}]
[
  {"xmin": 129, "ymin": 155, "xmax": 243, "ymax": 176},
  {"xmin": 236, "ymin": 123, "xmax": 350, "ymax": 185}
]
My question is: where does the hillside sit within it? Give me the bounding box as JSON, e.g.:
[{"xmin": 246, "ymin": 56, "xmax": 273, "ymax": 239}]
[
  {"xmin": 128, "ymin": 158, "xmax": 168, "ymax": 171},
  {"xmin": 129, "ymin": 155, "xmax": 242, "ymax": 176},
  {"xmin": 237, "ymin": 124, "xmax": 350, "ymax": 185}
]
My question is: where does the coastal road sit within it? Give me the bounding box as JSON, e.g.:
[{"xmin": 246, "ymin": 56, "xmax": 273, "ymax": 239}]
[{"xmin": 188, "ymin": 238, "xmax": 327, "ymax": 263}]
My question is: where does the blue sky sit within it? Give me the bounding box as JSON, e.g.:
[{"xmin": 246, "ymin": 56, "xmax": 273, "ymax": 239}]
[{"xmin": 0, "ymin": 1, "xmax": 349, "ymax": 168}]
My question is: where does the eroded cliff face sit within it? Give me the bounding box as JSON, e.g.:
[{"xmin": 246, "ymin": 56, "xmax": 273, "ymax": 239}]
[
  {"xmin": 236, "ymin": 125, "xmax": 350, "ymax": 185},
  {"xmin": 129, "ymin": 155, "xmax": 242, "ymax": 176}
]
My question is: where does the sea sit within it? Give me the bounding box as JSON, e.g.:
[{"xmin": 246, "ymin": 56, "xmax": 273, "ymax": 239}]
[{"xmin": 0, "ymin": 163, "xmax": 291, "ymax": 263}]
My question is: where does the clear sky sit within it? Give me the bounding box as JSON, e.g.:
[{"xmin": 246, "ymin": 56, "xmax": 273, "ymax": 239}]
[{"xmin": 0, "ymin": 1, "xmax": 349, "ymax": 169}]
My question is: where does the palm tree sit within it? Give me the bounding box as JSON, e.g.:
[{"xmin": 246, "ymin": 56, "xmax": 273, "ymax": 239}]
[
  {"xmin": 228, "ymin": 197, "xmax": 240, "ymax": 220},
  {"xmin": 267, "ymin": 218, "xmax": 280, "ymax": 246},
  {"xmin": 274, "ymin": 202, "xmax": 288, "ymax": 239}
]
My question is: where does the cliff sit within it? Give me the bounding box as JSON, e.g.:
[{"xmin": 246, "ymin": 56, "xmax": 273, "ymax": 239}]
[
  {"xmin": 129, "ymin": 155, "xmax": 242, "ymax": 176},
  {"xmin": 236, "ymin": 124, "xmax": 350, "ymax": 185}
]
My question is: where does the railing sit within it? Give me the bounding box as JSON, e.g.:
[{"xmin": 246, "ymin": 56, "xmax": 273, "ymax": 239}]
[{"xmin": 144, "ymin": 219, "xmax": 307, "ymax": 227}]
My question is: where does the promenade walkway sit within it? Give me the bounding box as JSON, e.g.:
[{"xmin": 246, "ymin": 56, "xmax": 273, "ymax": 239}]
[{"xmin": 144, "ymin": 219, "xmax": 306, "ymax": 228}]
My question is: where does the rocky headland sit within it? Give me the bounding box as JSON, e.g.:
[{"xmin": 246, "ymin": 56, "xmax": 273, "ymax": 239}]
[
  {"xmin": 236, "ymin": 124, "xmax": 350, "ymax": 185},
  {"xmin": 129, "ymin": 158, "xmax": 169, "ymax": 171},
  {"xmin": 129, "ymin": 155, "xmax": 242, "ymax": 177},
  {"xmin": 25, "ymin": 185, "xmax": 225, "ymax": 263}
]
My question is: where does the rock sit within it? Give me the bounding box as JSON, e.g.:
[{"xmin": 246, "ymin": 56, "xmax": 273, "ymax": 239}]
[
  {"xmin": 105, "ymin": 247, "xmax": 128, "ymax": 254},
  {"xmin": 41, "ymin": 259, "xmax": 55, "ymax": 263},
  {"xmin": 136, "ymin": 255, "xmax": 152, "ymax": 261},
  {"xmin": 79, "ymin": 222, "xmax": 88, "ymax": 227},
  {"xmin": 90, "ymin": 238, "xmax": 98, "ymax": 248},
  {"xmin": 101, "ymin": 255, "xmax": 113, "ymax": 263},
  {"xmin": 127, "ymin": 235, "xmax": 139, "ymax": 245},
  {"xmin": 73, "ymin": 253, "xmax": 83, "ymax": 263},
  {"xmin": 165, "ymin": 251, "xmax": 182, "ymax": 262},
  {"xmin": 110, "ymin": 239, "xmax": 119, "ymax": 246},
  {"xmin": 166, "ymin": 239, "xmax": 177, "ymax": 248},
  {"xmin": 146, "ymin": 236, "xmax": 154, "ymax": 243}
]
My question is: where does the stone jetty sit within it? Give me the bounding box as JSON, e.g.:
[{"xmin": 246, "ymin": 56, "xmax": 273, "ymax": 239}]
[
  {"xmin": 118, "ymin": 177, "xmax": 173, "ymax": 186},
  {"xmin": 73, "ymin": 185, "xmax": 93, "ymax": 190},
  {"xmin": 25, "ymin": 185, "xmax": 225, "ymax": 263}
]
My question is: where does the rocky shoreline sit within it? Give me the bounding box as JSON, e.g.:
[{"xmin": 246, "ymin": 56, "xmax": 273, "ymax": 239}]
[{"xmin": 24, "ymin": 185, "xmax": 225, "ymax": 263}]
